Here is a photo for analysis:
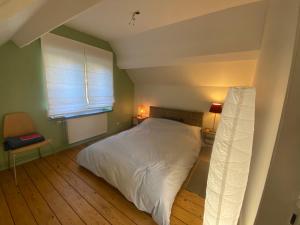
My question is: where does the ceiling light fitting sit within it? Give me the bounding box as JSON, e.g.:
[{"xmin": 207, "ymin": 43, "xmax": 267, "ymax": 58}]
[{"xmin": 129, "ymin": 10, "xmax": 140, "ymax": 26}]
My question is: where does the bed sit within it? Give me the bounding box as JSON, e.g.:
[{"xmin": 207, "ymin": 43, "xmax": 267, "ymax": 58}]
[{"xmin": 77, "ymin": 106, "xmax": 203, "ymax": 225}]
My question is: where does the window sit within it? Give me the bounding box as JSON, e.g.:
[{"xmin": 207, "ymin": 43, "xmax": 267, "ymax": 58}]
[{"xmin": 41, "ymin": 33, "xmax": 114, "ymax": 119}]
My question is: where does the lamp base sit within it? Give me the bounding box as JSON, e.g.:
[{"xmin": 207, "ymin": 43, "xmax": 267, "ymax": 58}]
[
  {"xmin": 211, "ymin": 113, "xmax": 217, "ymax": 132},
  {"xmin": 204, "ymin": 128, "xmax": 216, "ymax": 133}
]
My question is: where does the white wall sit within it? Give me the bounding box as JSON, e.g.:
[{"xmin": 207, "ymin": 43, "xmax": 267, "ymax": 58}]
[
  {"xmin": 132, "ymin": 60, "xmax": 256, "ymax": 129},
  {"xmin": 134, "ymin": 84, "xmax": 228, "ymax": 128},
  {"xmin": 254, "ymin": 16, "xmax": 300, "ymax": 224},
  {"xmin": 129, "ymin": 60, "xmax": 256, "ymax": 87},
  {"xmin": 239, "ymin": 1, "xmax": 300, "ymax": 224}
]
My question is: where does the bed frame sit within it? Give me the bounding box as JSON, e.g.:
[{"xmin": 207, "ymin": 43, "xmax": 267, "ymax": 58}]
[
  {"xmin": 149, "ymin": 106, "xmax": 204, "ymax": 188},
  {"xmin": 149, "ymin": 106, "xmax": 203, "ymax": 127}
]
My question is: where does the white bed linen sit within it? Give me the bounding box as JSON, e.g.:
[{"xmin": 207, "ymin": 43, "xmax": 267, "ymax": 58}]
[{"xmin": 77, "ymin": 118, "xmax": 201, "ymax": 225}]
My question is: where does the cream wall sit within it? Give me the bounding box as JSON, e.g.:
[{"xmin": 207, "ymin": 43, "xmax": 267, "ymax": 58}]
[
  {"xmin": 129, "ymin": 60, "xmax": 256, "ymax": 87},
  {"xmin": 131, "ymin": 60, "xmax": 257, "ymax": 128},
  {"xmin": 239, "ymin": 0, "xmax": 300, "ymax": 224},
  {"xmin": 134, "ymin": 84, "xmax": 228, "ymax": 128},
  {"xmin": 254, "ymin": 16, "xmax": 300, "ymax": 224}
]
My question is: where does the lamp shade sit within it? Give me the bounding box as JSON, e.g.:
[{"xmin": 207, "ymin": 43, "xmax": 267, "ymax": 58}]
[
  {"xmin": 209, "ymin": 103, "xmax": 223, "ymax": 114},
  {"xmin": 204, "ymin": 87, "xmax": 255, "ymax": 225}
]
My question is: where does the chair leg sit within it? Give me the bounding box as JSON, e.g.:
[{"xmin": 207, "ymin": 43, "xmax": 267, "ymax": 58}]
[
  {"xmin": 13, "ymin": 153, "xmax": 17, "ymax": 186},
  {"xmin": 8, "ymin": 151, "xmax": 11, "ymax": 170},
  {"xmin": 38, "ymin": 148, "xmax": 42, "ymax": 158}
]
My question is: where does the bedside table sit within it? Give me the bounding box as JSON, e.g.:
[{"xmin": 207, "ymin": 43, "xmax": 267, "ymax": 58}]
[
  {"xmin": 132, "ymin": 117, "xmax": 148, "ymax": 126},
  {"xmin": 202, "ymin": 129, "xmax": 216, "ymax": 146}
]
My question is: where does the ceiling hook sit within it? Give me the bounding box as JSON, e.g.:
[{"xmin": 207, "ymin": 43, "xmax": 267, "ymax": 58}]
[{"xmin": 129, "ymin": 11, "xmax": 140, "ymax": 26}]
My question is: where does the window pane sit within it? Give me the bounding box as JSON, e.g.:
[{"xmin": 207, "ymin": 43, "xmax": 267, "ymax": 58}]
[
  {"xmin": 46, "ymin": 67, "xmax": 86, "ymax": 115},
  {"xmin": 42, "ymin": 33, "xmax": 114, "ymax": 118},
  {"xmin": 42, "ymin": 34, "xmax": 87, "ymax": 117},
  {"xmin": 85, "ymin": 45, "xmax": 114, "ymax": 109}
]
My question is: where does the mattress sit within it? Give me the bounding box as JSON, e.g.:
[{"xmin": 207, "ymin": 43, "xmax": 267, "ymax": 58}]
[{"xmin": 77, "ymin": 118, "xmax": 201, "ymax": 225}]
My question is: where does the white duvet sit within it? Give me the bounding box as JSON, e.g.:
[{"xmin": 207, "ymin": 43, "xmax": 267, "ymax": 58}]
[{"xmin": 77, "ymin": 118, "xmax": 201, "ymax": 225}]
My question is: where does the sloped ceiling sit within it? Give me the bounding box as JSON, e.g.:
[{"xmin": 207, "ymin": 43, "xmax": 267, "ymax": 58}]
[
  {"xmin": 67, "ymin": 0, "xmax": 266, "ymax": 88},
  {"xmin": 0, "ymin": 0, "xmax": 46, "ymax": 45},
  {"xmin": 0, "ymin": 0, "xmax": 102, "ymax": 47},
  {"xmin": 68, "ymin": 0, "xmax": 262, "ymax": 41},
  {"xmin": 112, "ymin": 1, "xmax": 265, "ymax": 69},
  {"xmin": 0, "ymin": 0, "xmax": 267, "ymax": 89}
]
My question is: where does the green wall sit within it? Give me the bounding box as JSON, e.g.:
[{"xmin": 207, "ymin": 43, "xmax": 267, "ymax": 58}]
[{"xmin": 0, "ymin": 26, "xmax": 134, "ymax": 170}]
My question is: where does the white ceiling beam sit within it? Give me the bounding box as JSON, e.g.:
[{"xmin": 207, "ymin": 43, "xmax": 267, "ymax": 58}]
[
  {"xmin": 12, "ymin": 0, "xmax": 102, "ymax": 47},
  {"xmin": 117, "ymin": 50, "xmax": 260, "ymax": 69}
]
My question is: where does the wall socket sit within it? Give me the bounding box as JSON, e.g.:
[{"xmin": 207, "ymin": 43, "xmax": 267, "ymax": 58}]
[
  {"xmin": 290, "ymin": 213, "xmax": 297, "ymax": 225},
  {"xmin": 290, "ymin": 195, "xmax": 300, "ymax": 225}
]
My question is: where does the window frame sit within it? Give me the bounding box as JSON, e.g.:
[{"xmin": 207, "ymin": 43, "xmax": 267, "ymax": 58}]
[
  {"xmin": 41, "ymin": 34, "xmax": 114, "ymax": 119},
  {"xmin": 48, "ymin": 107, "xmax": 113, "ymax": 120}
]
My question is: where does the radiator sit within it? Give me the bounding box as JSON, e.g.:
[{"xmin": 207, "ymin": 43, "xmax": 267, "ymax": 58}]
[{"xmin": 66, "ymin": 113, "xmax": 107, "ymax": 144}]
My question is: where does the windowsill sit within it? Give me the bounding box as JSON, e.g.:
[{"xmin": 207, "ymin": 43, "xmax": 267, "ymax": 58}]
[{"xmin": 48, "ymin": 109, "xmax": 112, "ymax": 121}]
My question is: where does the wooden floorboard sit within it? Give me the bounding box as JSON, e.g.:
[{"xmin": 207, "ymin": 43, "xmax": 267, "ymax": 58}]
[
  {"xmin": 172, "ymin": 205, "xmax": 202, "ymax": 225},
  {"xmin": 0, "ymin": 178, "xmax": 14, "ymax": 225},
  {"xmin": 43, "ymin": 156, "xmax": 135, "ymax": 225},
  {"xmin": 0, "ymin": 147, "xmax": 204, "ymax": 225},
  {"xmin": 178, "ymin": 190, "xmax": 204, "ymax": 207},
  {"xmin": 170, "ymin": 216, "xmax": 186, "ymax": 225},
  {"xmin": 174, "ymin": 191, "xmax": 204, "ymax": 217},
  {"xmin": 35, "ymin": 159, "xmax": 110, "ymax": 225},
  {"xmin": 58, "ymin": 150, "xmax": 156, "ymax": 225},
  {"xmin": 0, "ymin": 170, "xmax": 37, "ymax": 225},
  {"xmin": 17, "ymin": 168, "xmax": 61, "ymax": 225},
  {"xmin": 24, "ymin": 162, "xmax": 85, "ymax": 225}
]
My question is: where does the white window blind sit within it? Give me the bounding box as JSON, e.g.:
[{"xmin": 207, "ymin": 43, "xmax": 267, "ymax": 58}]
[
  {"xmin": 41, "ymin": 33, "xmax": 114, "ymax": 118},
  {"xmin": 85, "ymin": 45, "xmax": 114, "ymax": 109}
]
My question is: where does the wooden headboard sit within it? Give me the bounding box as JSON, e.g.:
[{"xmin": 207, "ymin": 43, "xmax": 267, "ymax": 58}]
[{"xmin": 149, "ymin": 106, "xmax": 203, "ymax": 127}]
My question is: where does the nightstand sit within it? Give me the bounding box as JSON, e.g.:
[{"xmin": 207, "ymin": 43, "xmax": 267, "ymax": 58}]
[
  {"xmin": 202, "ymin": 129, "xmax": 216, "ymax": 146},
  {"xmin": 132, "ymin": 116, "xmax": 148, "ymax": 126}
]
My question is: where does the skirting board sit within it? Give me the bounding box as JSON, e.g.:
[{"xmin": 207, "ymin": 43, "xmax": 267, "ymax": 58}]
[{"xmin": 66, "ymin": 113, "xmax": 107, "ymax": 144}]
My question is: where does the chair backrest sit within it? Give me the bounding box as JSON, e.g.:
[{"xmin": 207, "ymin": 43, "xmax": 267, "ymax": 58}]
[{"xmin": 3, "ymin": 112, "xmax": 36, "ymax": 138}]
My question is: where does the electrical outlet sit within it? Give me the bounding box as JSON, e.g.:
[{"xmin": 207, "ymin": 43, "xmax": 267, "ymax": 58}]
[
  {"xmin": 291, "ymin": 194, "xmax": 300, "ymax": 225},
  {"xmin": 290, "ymin": 213, "xmax": 297, "ymax": 225}
]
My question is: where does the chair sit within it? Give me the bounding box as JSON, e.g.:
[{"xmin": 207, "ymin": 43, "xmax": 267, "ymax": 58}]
[{"xmin": 3, "ymin": 112, "xmax": 52, "ymax": 185}]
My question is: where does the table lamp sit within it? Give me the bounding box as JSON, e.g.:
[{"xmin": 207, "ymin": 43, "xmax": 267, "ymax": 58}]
[
  {"xmin": 137, "ymin": 105, "xmax": 147, "ymax": 119},
  {"xmin": 209, "ymin": 103, "xmax": 223, "ymax": 131}
]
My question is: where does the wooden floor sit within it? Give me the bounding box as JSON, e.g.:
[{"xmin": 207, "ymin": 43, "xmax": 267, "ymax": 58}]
[{"xmin": 0, "ymin": 146, "xmax": 204, "ymax": 225}]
